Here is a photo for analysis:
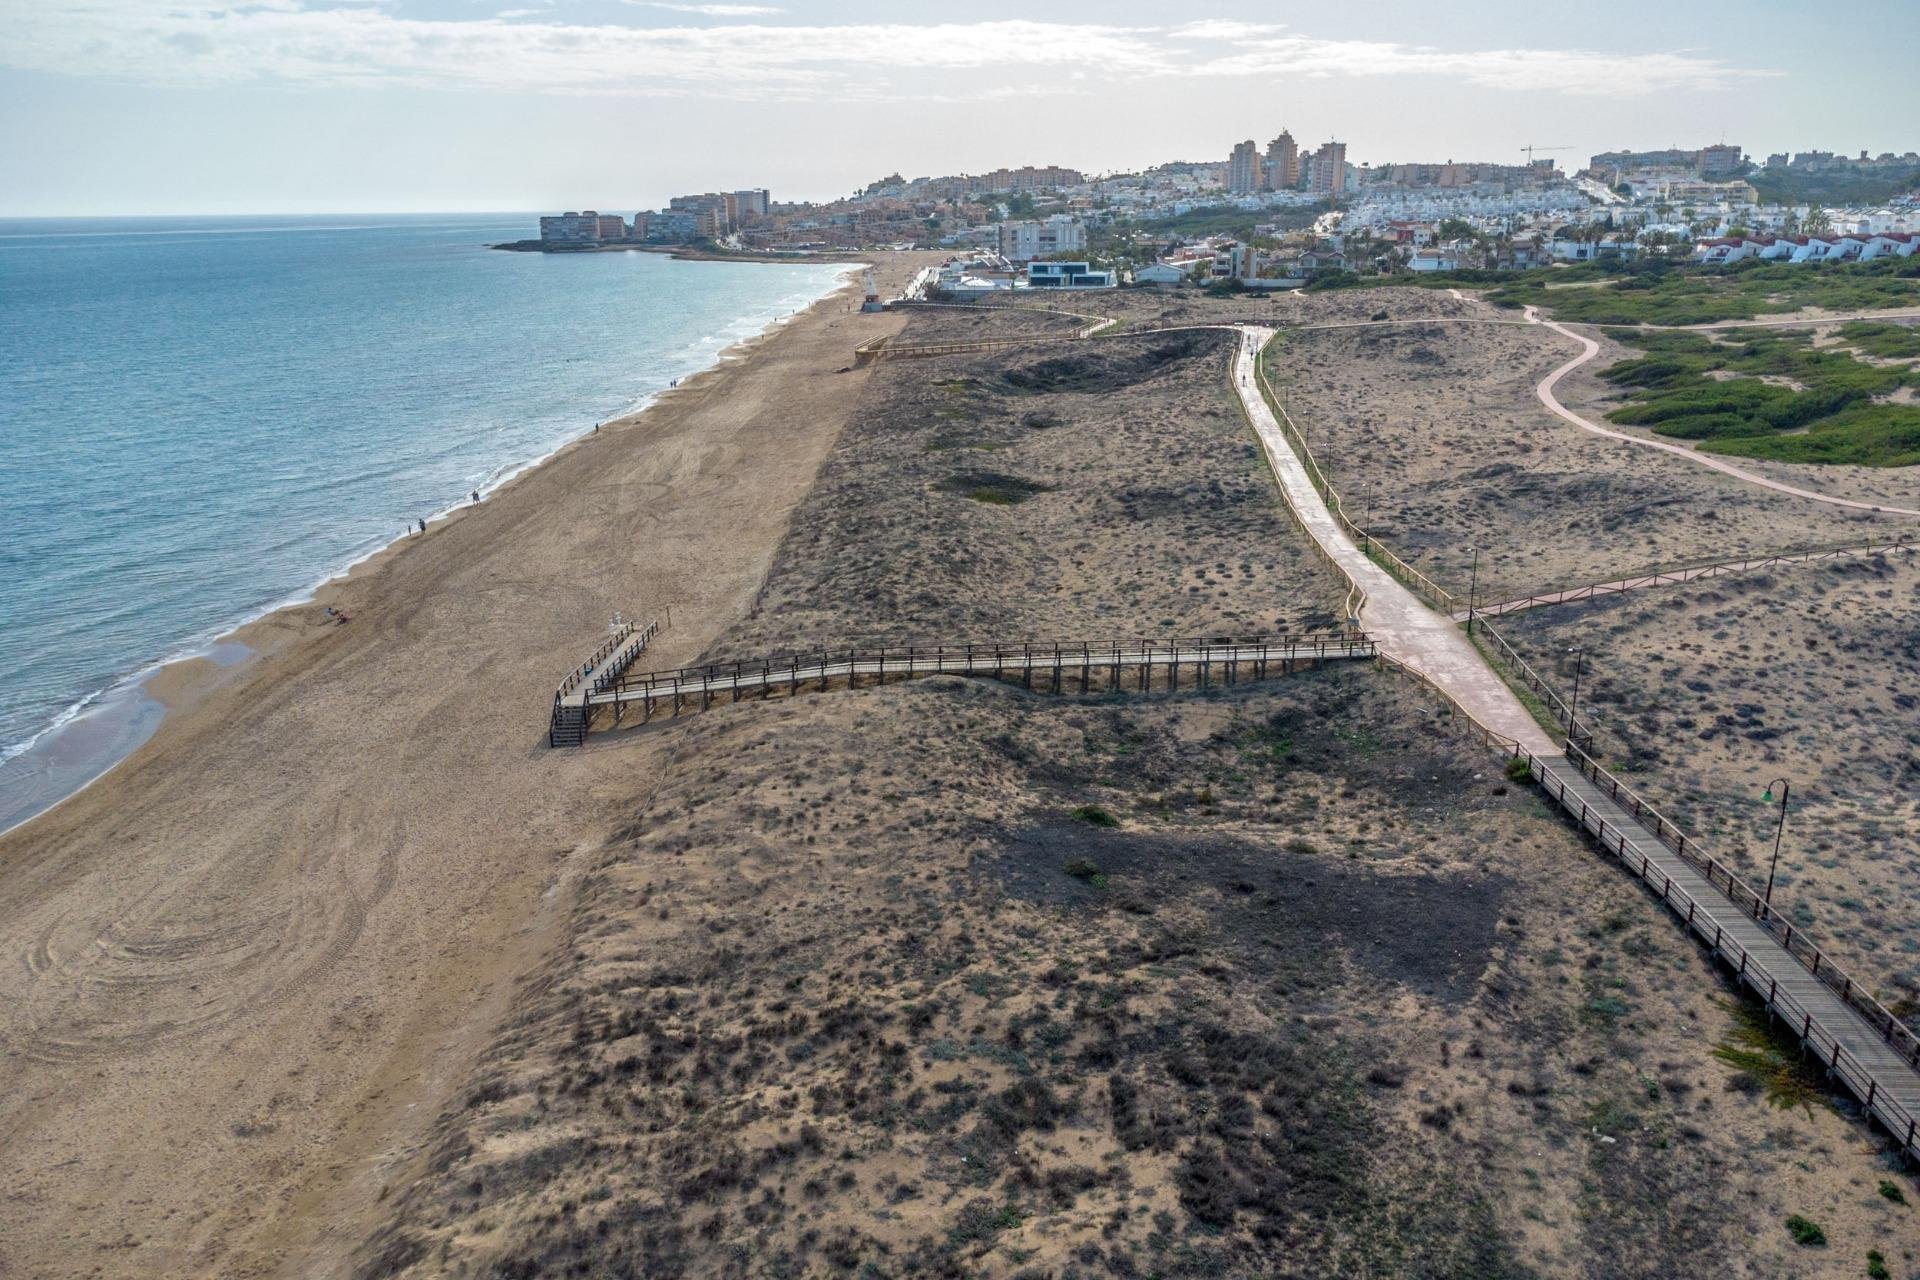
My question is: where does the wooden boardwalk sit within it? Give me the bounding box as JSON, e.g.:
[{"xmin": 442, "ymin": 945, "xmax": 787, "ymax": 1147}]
[
  {"xmin": 1531, "ymin": 748, "xmax": 1920, "ymax": 1159},
  {"xmin": 548, "ymin": 620, "xmax": 659, "ymax": 747},
  {"xmin": 1456, "ymin": 537, "xmax": 1915, "ymax": 622},
  {"xmin": 574, "ymin": 634, "xmax": 1374, "ymax": 728}
]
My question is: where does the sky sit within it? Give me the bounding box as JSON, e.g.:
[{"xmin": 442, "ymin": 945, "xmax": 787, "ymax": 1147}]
[{"xmin": 3, "ymin": 0, "xmax": 1916, "ymax": 217}]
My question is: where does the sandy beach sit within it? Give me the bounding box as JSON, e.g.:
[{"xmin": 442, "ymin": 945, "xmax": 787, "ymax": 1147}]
[{"xmin": 0, "ymin": 252, "xmax": 936, "ymax": 1277}]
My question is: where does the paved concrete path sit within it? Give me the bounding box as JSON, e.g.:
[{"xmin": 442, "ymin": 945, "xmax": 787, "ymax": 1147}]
[{"xmin": 1233, "ymin": 327, "xmax": 1559, "ymax": 757}]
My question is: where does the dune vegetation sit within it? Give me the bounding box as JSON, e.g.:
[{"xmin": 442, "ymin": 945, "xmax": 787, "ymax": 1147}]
[
  {"xmin": 1598, "ymin": 328, "xmax": 1920, "ymax": 466},
  {"xmin": 1488, "ymin": 257, "xmax": 1920, "ymax": 326}
]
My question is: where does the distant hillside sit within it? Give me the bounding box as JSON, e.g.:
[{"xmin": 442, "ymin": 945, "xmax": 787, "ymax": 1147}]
[{"xmin": 1750, "ymin": 166, "xmax": 1920, "ymax": 207}]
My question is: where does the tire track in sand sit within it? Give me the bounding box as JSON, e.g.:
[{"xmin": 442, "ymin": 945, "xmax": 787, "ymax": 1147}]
[{"xmin": 7, "ymin": 804, "xmax": 404, "ymax": 1063}]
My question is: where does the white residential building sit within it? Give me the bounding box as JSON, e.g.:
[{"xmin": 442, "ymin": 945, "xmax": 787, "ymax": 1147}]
[
  {"xmin": 998, "ymin": 215, "xmax": 1087, "ymax": 261},
  {"xmin": 1407, "ymin": 246, "xmax": 1467, "ymax": 273},
  {"xmin": 1134, "ymin": 262, "xmax": 1190, "ymax": 286}
]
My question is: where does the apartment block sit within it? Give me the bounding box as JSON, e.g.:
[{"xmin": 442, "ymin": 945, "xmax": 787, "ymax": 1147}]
[
  {"xmin": 1265, "ymin": 131, "xmax": 1299, "ymax": 190},
  {"xmin": 1228, "ymin": 140, "xmax": 1262, "ymax": 196},
  {"xmin": 539, "ymin": 211, "xmax": 618, "ymax": 245},
  {"xmin": 1699, "ymin": 144, "xmax": 1745, "ymax": 177},
  {"xmin": 1310, "ymin": 141, "xmax": 1347, "ymax": 198},
  {"xmin": 998, "ymin": 215, "xmax": 1086, "ymax": 262},
  {"xmin": 644, "ymin": 210, "xmax": 700, "ymax": 243}
]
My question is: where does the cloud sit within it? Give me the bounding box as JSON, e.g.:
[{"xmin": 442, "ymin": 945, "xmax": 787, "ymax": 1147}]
[
  {"xmin": 0, "ymin": 4, "xmax": 1778, "ymax": 102},
  {"xmin": 633, "ymin": 3, "xmax": 786, "ymax": 14}
]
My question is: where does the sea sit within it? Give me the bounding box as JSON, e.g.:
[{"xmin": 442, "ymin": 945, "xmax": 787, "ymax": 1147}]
[{"xmin": 0, "ymin": 213, "xmax": 854, "ymax": 830}]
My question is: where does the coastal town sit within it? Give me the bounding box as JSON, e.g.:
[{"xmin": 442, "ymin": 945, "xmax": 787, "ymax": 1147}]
[
  {"xmin": 523, "ymin": 137, "xmax": 1920, "ymax": 293},
  {"xmin": 11, "ymin": 0, "xmax": 1920, "ymax": 1269}
]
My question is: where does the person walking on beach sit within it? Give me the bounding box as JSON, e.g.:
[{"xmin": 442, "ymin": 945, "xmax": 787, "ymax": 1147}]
[{"xmin": 417, "ymin": 518, "xmax": 426, "ymax": 535}]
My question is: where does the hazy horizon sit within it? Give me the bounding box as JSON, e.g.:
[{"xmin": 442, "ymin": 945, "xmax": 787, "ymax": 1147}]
[{"xmin": 4, "ymin": 0, "xmax": 1917, "ymax": 217}]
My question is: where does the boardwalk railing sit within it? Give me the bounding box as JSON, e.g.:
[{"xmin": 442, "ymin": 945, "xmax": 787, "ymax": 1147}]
[
  {"xmin": 1463, "ymin": 536, "xmax": 1916, "ymax": 620},
  {"xmin": 1366, "ymin": 596, "xmax": 1920, "ymax": 1158},
  {"xmin": 549, "ymin": 619, "xmax": 661, "ymax": 747},
  {"xmin": 585, "ymin": 633, "xmax": 1375, "ymax": 723},
  {"xmin": 1558, "ymin": 741, "xmax": 1920, "ymax": 1072},
  {"xmin": 1536, "ymin": 748, "xmax": 1920, "ymax": 1162},
  {"xmin": 1373, "ymin": 653, "xmax": 1525, "ymax": 757},
  {"xmin": 1254, "ymin": 342, "xmax": 1460, "ymax": 616},
  {"xmin": 1471, "ymin": 617, "xmax": 1599, "ymax": 750},
  {"xmin": 556, "ymin": 622, "xmax": 635, "ymax": 701},
  {"xmin": 890, "ymin": 298, "xmax": 1116, "ymax": 331},
  {"xmin": 854, "ymin": 299, "xmax": 1117, "ymax": 366},
  {"xmin": 1371, "ymin": 655, "xmax": 1920, "ymax": 1159}
]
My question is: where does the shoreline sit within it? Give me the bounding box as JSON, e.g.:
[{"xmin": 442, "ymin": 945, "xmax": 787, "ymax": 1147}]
[
  {"xmin": 0, "ymin": 258, "xmax": 865, "ymax": 840},
  {"xmin": 0, "ymin": 250, "xmax": 934, "ymax": 1277}
]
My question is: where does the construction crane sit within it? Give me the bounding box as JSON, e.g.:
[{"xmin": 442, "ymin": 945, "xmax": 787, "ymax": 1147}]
[{"xmin": 1522, "ymin": 144, "xmax": 1569, "ymax": 165}]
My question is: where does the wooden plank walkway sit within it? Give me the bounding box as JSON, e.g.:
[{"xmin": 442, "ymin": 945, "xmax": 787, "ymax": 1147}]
[
  {"xmin": 1531, "ymin": 748, "xmax": 1920, "ymax": 1158},
  {"xmin": 549, "ymin": 620, "xmax": 660, "ymax": 747},
  {"xmin": 579, "ymin": 634, "xmax": 1375, "ymax": 725}
]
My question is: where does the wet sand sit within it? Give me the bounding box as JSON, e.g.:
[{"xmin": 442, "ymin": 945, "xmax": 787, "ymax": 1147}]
[{"xmin": 0, "ymin": 252, "xmax": 936, "ymax": 1278}]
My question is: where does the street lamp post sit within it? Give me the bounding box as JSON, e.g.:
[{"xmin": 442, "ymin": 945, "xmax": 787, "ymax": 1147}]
[
  {"xmin": 1565, "ymin": 646, "xmax": 1585, "ymax": 744},
  {"xmin": 1467, "ymin": 546, "xmax": 1480, "ymax": 635},
  {"xmin": 1761, "ymin": 778, "xmax": 1791, "ymax": 915}
]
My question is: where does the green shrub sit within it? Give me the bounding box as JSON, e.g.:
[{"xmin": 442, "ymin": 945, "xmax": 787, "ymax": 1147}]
[
  {"xmin": 1700, "ymin": 404, "xmax": 1920, "ymax": 467},
  {"xmin": 1594, "ymin": 322, "xmax": 1920, "ymax": 465},
  {"xmin": 1713, "ymin": 997, "xmax": 1828, "ymax": 1111},
  {"xmin": 1879, "ymin": 1178, "xmax": 1907, "ymax": 1204},
  {"xmin": 1838, "ymin": 320, "xmax": 1920, "ymax": 359},
  {"xmin": 1070, "ymin": 804, "xmax": 1118, "ymax": 828},
  {"xmin": 1868, "ymin": 1248, "xmax": 1890, "ymax": 1279},
  {"xmin": 1491, "ymin": 256, "xmax": 1920, "ymax": 326},
  {"xmin": 1505, "ymin": 757, "xmax": 1534, "ymax": 784},
  {"xmin": 1785, "ymin": 1214, "xmax": 1826, "ymax": 1247},
  {"xmin": 1063, "ymin": 857, "xmax": 1103, "ymax": 881}
]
